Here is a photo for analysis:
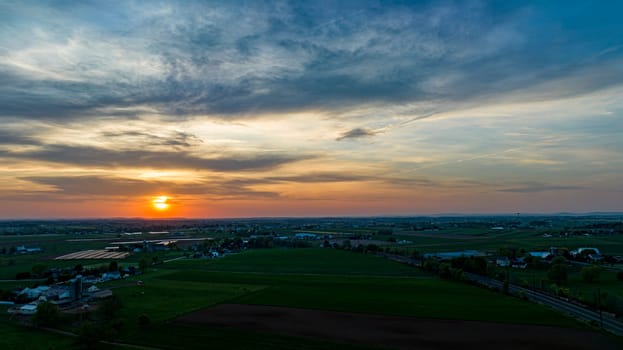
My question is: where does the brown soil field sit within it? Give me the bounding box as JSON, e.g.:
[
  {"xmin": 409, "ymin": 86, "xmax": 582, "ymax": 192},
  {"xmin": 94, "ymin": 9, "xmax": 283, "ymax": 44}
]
[{"xmin": 175, "ymin": 304, "xmax": 620, "ymax": 350}]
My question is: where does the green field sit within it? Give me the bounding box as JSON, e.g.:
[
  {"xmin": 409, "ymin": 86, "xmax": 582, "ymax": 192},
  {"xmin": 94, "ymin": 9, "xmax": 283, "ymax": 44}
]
[
  {"xmin": 157, "ymin": 249, "xmax": 581, "ymax": 327},
  {"xmin": 165, "ymin": 248, "xmax": 420, "ymax": 276},
  {"xmin": 0, "ymin": 247, "xmax": 609, "ymax": 349}
]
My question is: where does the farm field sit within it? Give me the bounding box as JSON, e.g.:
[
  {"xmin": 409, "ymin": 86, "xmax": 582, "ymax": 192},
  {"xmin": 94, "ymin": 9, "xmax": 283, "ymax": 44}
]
[
  {"xmin": 176, "ymin": 304, "xmax": 618, "ymax": 350},
  {"xmin": 158, "ymin": 249, "xmax": 581, "ymax": 327},
  {"xmin": 2, "ymin": 219, "xmax": 623, "ymax": 350},
  {"xmin": 0, "ymin": 320, "xmax": 75, "ymax": 350},
  {"xmin": 397, "ymin": 230, "xmax": 623, "ymax": 255},
  {"xmin": 165, "ymin": 248, "xmax": 420, "ymax": 276},
  {"xmin": 120, "ymin": 247, "xmax": 623, "ymax": 350}
]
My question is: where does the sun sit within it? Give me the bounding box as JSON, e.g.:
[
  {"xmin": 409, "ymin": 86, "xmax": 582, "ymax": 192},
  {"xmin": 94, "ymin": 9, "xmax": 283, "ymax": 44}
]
[{"xmin": 152, "ymin": 196, "xmax": 170, "ymax": 211}]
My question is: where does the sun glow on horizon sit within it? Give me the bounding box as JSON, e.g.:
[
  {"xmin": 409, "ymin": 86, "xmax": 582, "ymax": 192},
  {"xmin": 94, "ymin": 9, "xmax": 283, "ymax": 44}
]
[{"xmin": 152, "ymin": 196, "xmax": 170, "ymax": 211}]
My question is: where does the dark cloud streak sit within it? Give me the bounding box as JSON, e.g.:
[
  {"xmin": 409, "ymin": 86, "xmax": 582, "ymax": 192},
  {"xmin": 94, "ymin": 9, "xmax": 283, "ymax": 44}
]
[
  {"xmin": 21, "ymin": 176, "xmax": 279, "ymax": 199},
  {"xmin": 336, "ymin": 127, "xmax": 382, "ymax": 141},
  {"xmin": 0, "ymin": 145, "xmax": 309, "ymax": 172}
]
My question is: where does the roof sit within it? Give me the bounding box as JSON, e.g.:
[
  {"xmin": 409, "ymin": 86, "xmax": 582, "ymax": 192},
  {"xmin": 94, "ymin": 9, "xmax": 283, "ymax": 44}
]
[
  {"xmin": 20, "ymin": 304, "xmax": 38, "ymax": 311},
  {"xmin": 528, "ymin": 252, "xmax": 552, "ymax": 259}
]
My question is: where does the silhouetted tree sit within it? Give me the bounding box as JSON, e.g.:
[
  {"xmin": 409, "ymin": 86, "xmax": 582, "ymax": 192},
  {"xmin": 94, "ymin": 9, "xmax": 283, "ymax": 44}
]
[
  {"xmin": 548, "ymin": 264, "xmax": 568, "ymax": 285},
  {"xmin": 33, "ymin": 301, "xmax": 60, "ymax": 327},
  {"xmin": 581, "ymin": 265, "xmax": 602, "ymax": 283}
]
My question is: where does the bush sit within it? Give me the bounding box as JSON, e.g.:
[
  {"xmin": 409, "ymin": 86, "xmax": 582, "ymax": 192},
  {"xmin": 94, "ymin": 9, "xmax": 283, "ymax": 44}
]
[
  {"xmin": 616, "ymin": 271, "xmax": 623, "ymax": 282},
  {"xmin": 438, "ymin": 263, "xmax": 451, "ymax": 279},
  {"xmin": 422, "ymin": 259, "xmax": 439, "ymax": 272}
]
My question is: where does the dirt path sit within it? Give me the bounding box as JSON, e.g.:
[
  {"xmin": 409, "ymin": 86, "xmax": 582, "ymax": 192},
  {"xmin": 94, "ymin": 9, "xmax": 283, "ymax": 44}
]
[{"xmin": 176, "ymin": 304, "xmax": 620, "ymax": 350}]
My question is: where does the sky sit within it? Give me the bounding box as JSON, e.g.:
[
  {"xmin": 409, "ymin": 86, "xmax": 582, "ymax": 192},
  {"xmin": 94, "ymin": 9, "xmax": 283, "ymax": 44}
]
[{"xmin": 1, "ymin": 0, "xmax": 622, "ymax": 218}]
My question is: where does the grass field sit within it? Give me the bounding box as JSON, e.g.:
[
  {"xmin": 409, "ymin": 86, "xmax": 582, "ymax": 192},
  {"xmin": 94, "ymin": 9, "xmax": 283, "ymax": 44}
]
[
  {"xmin": 394, "ymin": 228, "xmax": 623, "ymax": 255},
  {"xmin": 158, "ymin": 271, "xmax": 581, "ymax": 327},
  {"xmin": 165, "ymin": 248, "xmax": 420, "ymax": 276},
  {"xmin": 0, "ymin": 246, "xmax": 612, "ymax": 349},
  {"xmin": 0, "ymin": 321, "xmax": 75, "ymax": 350}
]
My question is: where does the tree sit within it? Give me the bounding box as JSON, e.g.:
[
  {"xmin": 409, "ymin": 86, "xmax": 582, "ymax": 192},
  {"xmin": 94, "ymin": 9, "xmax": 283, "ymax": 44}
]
[
  {"xmin": 547, "ymin": 264, "xmax": 568, "ymax": 284},
  {"xmin": 138, "ymin": 258, "xmax": 148, "ymax": 273},
  {"xmin": 438, "ymin": 263, "xmax": 452, "ymax": 279},
  {"xmin": 581, "ymin": 265, "xmax": 603, "ymax": 283},
  {"xmin": 31, "ymin": 264, "xmax": 48, "ymax": 277},
  {"xmin": 108, "ymin": 261, "xmax": 118, "ymax": 272},
  {"xmin": 33, "ymin": 301, "xmax": 60, "ymax": 327},
  {"xmin": 617, "ymin": 271, "xmax": 623, "ymax": 282},
  {"xmin": 15, "ymin": 271, "xmax": 31, "ymax": 280},
  {"xmin": 551, "ymin": 256, "xmax": 567, "ymax": 265},
  {"xmin": 99, "ymin": 295, "xmax": 123, "ymax": 322},
  {"xmin": 497, "ymin": 247, "xmax": 513, "ymax": 258}
]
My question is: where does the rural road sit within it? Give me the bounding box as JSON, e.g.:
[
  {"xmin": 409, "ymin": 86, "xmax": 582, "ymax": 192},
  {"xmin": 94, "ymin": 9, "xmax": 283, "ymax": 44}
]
[{"xmin": 379, "ymin": 253, "xmax": 623, "ymax": 336}]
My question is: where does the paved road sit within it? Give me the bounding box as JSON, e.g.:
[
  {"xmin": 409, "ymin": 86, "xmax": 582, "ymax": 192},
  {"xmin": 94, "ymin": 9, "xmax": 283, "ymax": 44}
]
[
  {"xmin": 379, "ymin": 253, "xmax": 623, "ymax": 336},
  {"xmin": 463, "ymin": 272, "xmax": 623, "ymax": 336}
]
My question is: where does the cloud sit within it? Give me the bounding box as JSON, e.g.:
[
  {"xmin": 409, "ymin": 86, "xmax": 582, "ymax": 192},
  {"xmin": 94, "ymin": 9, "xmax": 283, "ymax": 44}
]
[
  {"xmin": 2, "ymin": 1, "xmax": 622, "ymax": 122},
  {"xmin": 498, "ymin": 183, "xmax": 585, "ymax": 193},
  {"xmin": 267, "ymin": 173, "xmax": 372, "ymax": 183},
  {"xmin": 99, "ymin": 130, "xmax": 203, "ymax": 148},
  {"xmin": 336, "ymin": 127, "xmax": 382, "ymax": 141},
  {"xmin": 20, "ymin": 175, "xmax": 279, "ymax": 199},
  {"xmin": 0, "ymin": 145, "xmax": 309, "ymax": 172},
  {"xmin": 0, "ymin": 129, "xmax": 38, "ymax": 145}
]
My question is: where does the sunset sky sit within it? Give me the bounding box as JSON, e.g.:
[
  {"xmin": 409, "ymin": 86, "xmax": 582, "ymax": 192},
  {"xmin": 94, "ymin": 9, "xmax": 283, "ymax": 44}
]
[{"xmin": 1, "ymin": 1, "xmax": 622, "ymax": 218}]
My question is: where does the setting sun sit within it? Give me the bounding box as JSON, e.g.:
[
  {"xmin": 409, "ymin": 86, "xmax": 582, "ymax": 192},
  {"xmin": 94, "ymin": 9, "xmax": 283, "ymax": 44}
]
[{"xmin": 152, "ymin": 196, "xmax": 170, "ymax": 211}]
